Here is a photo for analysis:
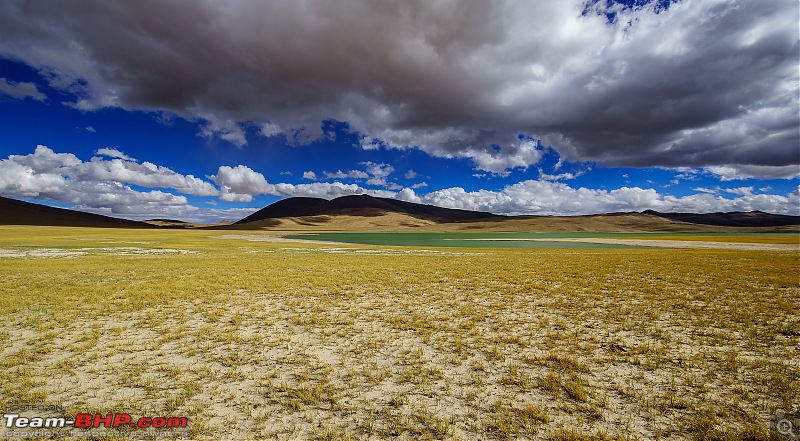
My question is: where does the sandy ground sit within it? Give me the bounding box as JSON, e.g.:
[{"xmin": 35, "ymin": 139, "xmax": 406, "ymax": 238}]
[
  {"xmin": 210, "ymin": 234, "xmax": 337, "ymax": 245},
  {"xmin": 0, "ymin": 247, "xmax": 198, "ymax": 258}
]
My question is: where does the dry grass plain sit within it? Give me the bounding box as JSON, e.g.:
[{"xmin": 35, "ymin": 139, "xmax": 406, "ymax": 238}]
[{"xmin": 0, "ymin": 225, "xmax": 798, "ymax": 440}]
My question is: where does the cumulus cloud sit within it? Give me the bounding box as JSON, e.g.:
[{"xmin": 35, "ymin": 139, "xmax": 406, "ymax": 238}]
[
  {"xmin": 461, "ymin": 140, "xmax": 545, "ymax": 175},
  {"xmin": 321, "ymin": 163, "xmax": 400, "ymax": 188},
  {"xmin": 210, "ymin": 165, "xmax": 276, "ymax": 202},
  {"xmin": 1, "ymin": 146, "xmax": 404, "ymax": 210},
  {"xmin": 272, "ymin": 182, "xmax": 395, "ymax": 200},
  {"xmin": 324, "ymin": 169, "xmax": 369, "ymax": 180},
  {"xmin": 363, "ymin": 162, "xmax": 396, "ymax": 188},
  {"xmin": 724, "ymin": 187, "xmax": 754, "ymax": 196},
  {"xmin": 396, "ymin": 188, "xmax": 422, "ymax": 204},
  {"xmin": 0, "ymin": 145, "xmax": 219, "ymax": 212},
  {"xmin": 416, "ymin": 180, "xmax": 800, "ymax": 216},
  {"xmin": 0, "ymin": 146, "xmax": 194, "ymax": 214},
  {"xmin": 0, "ymin": 1, "xmax": 795, "ymax": 176},
  {"xmin": 75, "ymin": 159, "xmax": 218, "ymax": 196},
  {"xmin": 404, "ymin": 170, "xmax": 417, "ymax": 179},
  {"xmin": 0, "ymin": 77, "xmax": 45, "ymax": 101},
  {"xmin": 538, "ymin": 169, "xmax": 586, "ymax": 181},
  {"xmin": 95, "ymin": 147, "xmax": 135, "ymax": 161},
  {"xmin": 693, "ymin": 187, "xmax": 720, "ymax": 195},
  {"xmin": 302, "ymin": 171, "xmax": 317, "ymax": 180}
]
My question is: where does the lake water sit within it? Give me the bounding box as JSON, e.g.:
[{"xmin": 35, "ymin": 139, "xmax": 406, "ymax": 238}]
[
  {"xmin": 284, "ymin": 232, "xmax": 791, "ymax": 249},
  {"xmin": 287, "ymin": 232, "xmax": 627, "ymax": 248}
]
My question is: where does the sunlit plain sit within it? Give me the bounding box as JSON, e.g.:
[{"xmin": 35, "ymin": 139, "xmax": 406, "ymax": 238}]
[{"xmin": 0, "ymin": 225, "xmax": 798, "ymax": 440}]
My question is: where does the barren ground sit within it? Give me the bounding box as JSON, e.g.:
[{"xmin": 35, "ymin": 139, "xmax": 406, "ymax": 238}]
[{"xmin": 0, "ymin": 226, "xmax": 798, "ymax": 440}]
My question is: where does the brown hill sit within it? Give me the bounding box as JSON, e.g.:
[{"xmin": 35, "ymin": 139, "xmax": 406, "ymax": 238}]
[
  {"xmin": 0, "ymin": 196, "xmax": 153, "ymax": 228},
  {"xmin": 231, "ymin": 196, "xmax": 800, "ymax": 232}
]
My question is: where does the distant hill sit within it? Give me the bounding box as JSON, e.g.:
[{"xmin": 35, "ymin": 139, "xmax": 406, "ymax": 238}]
[
  {"xmin": 235, "ymin": 197, "xmax": 327, "ymax": 224},
  {"xmin": 143, "ymin": 219, "xmax": 191, "ymax": 227},
  {"xmin": 641, "ymin": 210, "xmax": 800, "ymax": 227},
  {"xmin": 0, "ymin": 196, "xmax": 152, "ymax": 228},
  {"xmin": 2, "ymin": 195, "xmax": 797, "ymax": 232},
  {"xmin": 234, "ymin": 194, "xmax": 500, "ymax": 225},
  {"xmin": 232, "ymin": 196, "xmax": 800, "ymax": 232}
]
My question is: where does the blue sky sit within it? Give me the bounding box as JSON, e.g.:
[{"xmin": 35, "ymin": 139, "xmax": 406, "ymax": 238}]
[{"xmin": 0, "ymin": 1, "xmax": 797, "ymax": 223}]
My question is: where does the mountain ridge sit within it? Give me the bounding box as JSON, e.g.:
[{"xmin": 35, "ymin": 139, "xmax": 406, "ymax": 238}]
[
  {"xmin": 0, "ymin": 196, "xmax": 153, "ymax": 228},
  {"xmin": 1, "ymin": 195, "xmax": 798, "ymax": 230}
]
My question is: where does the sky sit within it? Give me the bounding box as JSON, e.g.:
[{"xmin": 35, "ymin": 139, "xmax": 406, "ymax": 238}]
[{"xmin": 0, "ymin": 0, "xmax": 798, "ymax": 223}]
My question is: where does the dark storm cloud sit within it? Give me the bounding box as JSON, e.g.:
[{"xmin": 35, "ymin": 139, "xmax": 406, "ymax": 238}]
[{"xmin": 0, "ymin": 0, "xmax": 796, "ymax": 176}]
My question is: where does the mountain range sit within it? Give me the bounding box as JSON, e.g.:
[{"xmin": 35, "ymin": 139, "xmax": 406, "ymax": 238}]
[{"xmin": 1, "ymin": 195, "xmax": 799, "ymax": 231}]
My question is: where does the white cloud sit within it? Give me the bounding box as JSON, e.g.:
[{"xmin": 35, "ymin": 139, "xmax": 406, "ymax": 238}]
[
  {"xmin": 324, "ymin": 169, "xmax": 369, "ymax": 180},
  {"xmin": 95, "ymin": 147, "xmax": 135, "ymax": 161},
  {"xmin": 411, "ymin": 182, "xmax": 428, "ymax": 189},
  {"xmin": 0, "ymin": 77, "xmax": 46, "ymax": 101},
  {"xmin": 693, "ymin": 187, "xmax": 720, "ymax": 195},
  {"xmin": 416, "ymin": 180, "xmax": 800, "ymax": 216},
  {"xmin": 75, "ymin": 156, "xmax": 218, "ymax": 196},
  {"xmin": 396, "ymin": 188, "xmax": 422, "ymax": 204},
  {"xmin": 462, "ymin": 140, "xmax": 545, "ymax": 175},
  {"xmin": 69, "ymin": 182, "xmax": 188, "ymax": 213},
  {"xmin": 0, "ymin": 148, "xmax": 73, "ymax": 198},
  {"xmin": 672, "ymin": 168, "xmax": 700, "ymax": 181},
  {"xmin": 210, "ymin": 165, "xmax": 276, "ymax": 201},
  {"xmin": 85, "ymin": 126, "xmax": 96, "ymax": 133},
  {"xmin": 724, "ymin": 187, "xmax": 754, "ymax": 196},
  {"xmin": 363, "ymin": 162, "xmax": 395, "ymax": 187},
  {"xmin": 218, "ymin": 188, "xmax": 254, "ymax": 203},
  {"xmin": 0, "ymin": 147, "xmax": 193, "ymax": 215},
  {"xmin": 272, "ymin": 182, "xmax": 395, "ymax": 199},
  {"xmin": 302, "ymin": 171, "xmax": 317, "ymax": 180},
  {"xmin": 538, "ymin": 169, "xmax": 586, "ymax": 181},
  {"xmin": 12, "ymin": 145, "xmax": 82, "ymax": 171},
  {"xmin": 404, "ymin": 170, "xmax": 417, "ymax": 179},
  {"xmin": 0, "ymin": 145, "xmax": 220, "ymax": 209}
]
